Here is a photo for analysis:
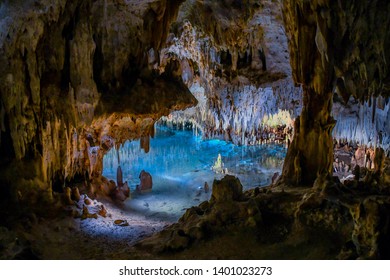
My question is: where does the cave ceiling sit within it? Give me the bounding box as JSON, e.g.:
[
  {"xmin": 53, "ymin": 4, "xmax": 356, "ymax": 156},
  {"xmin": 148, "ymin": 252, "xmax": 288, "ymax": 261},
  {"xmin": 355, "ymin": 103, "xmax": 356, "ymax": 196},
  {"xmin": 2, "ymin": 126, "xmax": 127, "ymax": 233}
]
[{"xmin": 282, "ymin": 0, "xmax": 390, "ymax": 102}]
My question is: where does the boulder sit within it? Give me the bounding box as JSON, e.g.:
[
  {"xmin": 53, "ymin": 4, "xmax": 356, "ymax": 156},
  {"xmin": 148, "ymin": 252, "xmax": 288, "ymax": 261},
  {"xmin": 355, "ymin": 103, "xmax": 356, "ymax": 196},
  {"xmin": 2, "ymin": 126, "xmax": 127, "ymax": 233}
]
[
  {"xmin": 210, "ymin": 175, "xmax": 243, "ymax": 203},
  {"xmin": 136, "ymin": 170, "xmax": 153, "ymax": 193}
]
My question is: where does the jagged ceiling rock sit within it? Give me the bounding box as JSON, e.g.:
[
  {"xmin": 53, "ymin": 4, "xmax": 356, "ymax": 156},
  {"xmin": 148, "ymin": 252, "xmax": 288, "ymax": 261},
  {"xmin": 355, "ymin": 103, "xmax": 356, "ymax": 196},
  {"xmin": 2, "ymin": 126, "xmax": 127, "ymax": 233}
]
[
  {"xmin": 333, "ymin": 96, "xmax": 390, "ymax": 152},
  {"xmin": 155, "ymin": 0, "xmax": 302, "ymax": 145},
  {"xmin": 0, "ymin": 0, "xmax": 193, "ymax": 208},
  {"xmin": 283, "ymin": 0, "xmax": 390, "ymax": 101},
  {"xmin": 172, "ymin": 0, "xmax": 291, "ymax": 82},
  {"xmin": 91, "ymin": 0, "xmax": 184, "ymax": 92}
]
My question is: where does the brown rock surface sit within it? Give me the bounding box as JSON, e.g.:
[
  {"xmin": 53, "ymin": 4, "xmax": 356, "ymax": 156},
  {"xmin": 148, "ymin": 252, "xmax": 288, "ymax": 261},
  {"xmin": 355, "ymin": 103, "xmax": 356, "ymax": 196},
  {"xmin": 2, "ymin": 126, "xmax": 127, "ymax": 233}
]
[
  {"xmin": 136, "ymin": 170, "xmax": 153, "ymax": 193},
  {"xmin": 0, "ymin": 0, "xmax": 194, "ymax": 212},
  {"xmin": 136, "ymin": 175, "xmax": 390, "ymax": 259}
]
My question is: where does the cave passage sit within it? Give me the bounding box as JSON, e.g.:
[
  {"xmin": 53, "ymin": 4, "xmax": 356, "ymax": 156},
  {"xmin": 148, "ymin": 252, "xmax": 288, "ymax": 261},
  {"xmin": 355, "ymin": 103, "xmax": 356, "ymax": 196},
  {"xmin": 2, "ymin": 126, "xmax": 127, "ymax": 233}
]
[{"xmin": 102, "ymin": 124, "xmax": 286, "ymax": 222}]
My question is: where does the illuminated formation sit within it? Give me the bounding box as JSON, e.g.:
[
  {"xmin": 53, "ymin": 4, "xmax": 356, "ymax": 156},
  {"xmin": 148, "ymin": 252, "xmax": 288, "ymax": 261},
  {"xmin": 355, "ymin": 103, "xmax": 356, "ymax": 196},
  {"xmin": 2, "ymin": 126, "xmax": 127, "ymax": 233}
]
[{"xmin": 0, "ymin": 0, "xmax": 389, "ymax": 259}]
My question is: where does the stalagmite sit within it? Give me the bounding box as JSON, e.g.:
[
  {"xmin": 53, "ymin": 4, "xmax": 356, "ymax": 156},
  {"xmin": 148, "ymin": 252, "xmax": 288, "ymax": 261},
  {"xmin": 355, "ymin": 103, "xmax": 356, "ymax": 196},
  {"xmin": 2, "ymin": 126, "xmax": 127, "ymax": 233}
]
[
  {"xmin": 136, "ymin": 170, "xmax": 153, "ymax": 193},
  {"xmin": 116, "ymin": 166, "xmax": 123, "ymax": 187}
]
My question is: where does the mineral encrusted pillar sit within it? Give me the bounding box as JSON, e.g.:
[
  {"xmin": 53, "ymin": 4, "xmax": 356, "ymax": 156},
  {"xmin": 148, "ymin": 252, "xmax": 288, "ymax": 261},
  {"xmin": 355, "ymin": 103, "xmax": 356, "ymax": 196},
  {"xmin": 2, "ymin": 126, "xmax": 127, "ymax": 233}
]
[
  {"xmin": 281, "ymin": 86, "xmax": 335, "ymax": 185},
  {"xmin": 280, "ymin": 0, "xmax": 337, "ymax": 186}
]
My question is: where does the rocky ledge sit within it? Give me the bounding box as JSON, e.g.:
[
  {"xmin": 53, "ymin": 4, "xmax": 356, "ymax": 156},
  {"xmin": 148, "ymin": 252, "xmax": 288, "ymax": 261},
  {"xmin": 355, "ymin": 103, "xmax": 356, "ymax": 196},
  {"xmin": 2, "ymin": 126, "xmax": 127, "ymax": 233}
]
[{"xmin": 136, "ymin": 157, "xmax": 390, "ymax": 259}]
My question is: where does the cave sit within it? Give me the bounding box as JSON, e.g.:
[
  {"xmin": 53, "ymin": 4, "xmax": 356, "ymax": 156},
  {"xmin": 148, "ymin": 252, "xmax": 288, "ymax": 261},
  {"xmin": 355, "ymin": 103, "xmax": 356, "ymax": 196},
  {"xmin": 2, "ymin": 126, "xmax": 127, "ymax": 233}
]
[{"xmin": 0, "ymin": 0, "xmax": 389, "ymax": 260}]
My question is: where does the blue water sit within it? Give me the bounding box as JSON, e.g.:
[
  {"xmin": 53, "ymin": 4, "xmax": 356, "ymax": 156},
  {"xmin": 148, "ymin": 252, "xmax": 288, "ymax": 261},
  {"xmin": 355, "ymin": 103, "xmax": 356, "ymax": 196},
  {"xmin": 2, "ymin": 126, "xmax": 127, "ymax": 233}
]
[{"xmin": 102, "ymin": 125, "xmax": 286, "ymax": 221}]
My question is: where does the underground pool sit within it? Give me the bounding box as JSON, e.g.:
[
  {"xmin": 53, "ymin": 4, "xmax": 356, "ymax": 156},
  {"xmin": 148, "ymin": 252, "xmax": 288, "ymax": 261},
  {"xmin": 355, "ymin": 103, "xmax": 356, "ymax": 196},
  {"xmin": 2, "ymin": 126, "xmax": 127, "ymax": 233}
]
[{"xmin": 102, "ymin": 125, "xmax": 286, "ymax": 223}]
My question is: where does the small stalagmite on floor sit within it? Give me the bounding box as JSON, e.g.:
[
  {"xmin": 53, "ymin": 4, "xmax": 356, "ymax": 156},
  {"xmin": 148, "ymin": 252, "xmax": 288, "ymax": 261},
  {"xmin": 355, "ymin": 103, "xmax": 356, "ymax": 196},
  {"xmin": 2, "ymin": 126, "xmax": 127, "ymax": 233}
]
[{"xmin": 136, "ymin": 170, "xmax": 153, "ymax": 193}]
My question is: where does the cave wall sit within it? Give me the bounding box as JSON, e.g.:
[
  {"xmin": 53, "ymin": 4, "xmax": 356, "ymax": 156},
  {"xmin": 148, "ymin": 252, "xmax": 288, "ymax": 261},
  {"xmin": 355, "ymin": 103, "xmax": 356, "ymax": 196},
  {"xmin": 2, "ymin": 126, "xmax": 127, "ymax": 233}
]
[
  {"xmin": 281, "ymin": 0, "xmax": 390, "ymax": 185},
  {"xmin": 0, "ymin": 0, "xmax": 195, "ymax": 211}
]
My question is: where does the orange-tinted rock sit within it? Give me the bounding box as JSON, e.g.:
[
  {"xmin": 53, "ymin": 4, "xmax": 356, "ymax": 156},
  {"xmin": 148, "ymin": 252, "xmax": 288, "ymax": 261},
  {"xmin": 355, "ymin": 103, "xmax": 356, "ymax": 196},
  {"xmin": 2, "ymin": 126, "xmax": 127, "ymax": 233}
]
[
  {"xmin": 98, "ymin": 205, "xmax": 107, "ymax": 218},
  {"xmin": 136, "ymin": 170, "xmax": 153, "ymax": 193}
]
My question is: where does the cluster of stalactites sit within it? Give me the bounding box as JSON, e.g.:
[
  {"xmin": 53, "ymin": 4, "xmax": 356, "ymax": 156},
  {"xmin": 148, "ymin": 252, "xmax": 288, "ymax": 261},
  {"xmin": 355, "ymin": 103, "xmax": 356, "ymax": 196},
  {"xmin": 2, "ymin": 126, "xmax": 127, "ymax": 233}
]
[
  {"xmin": 159, "ymin": 79, "xmax": 301, "ymax": 146},
  {"xmin": 333, "ymin": 96, "xmax": 390, "ymax": 153}
]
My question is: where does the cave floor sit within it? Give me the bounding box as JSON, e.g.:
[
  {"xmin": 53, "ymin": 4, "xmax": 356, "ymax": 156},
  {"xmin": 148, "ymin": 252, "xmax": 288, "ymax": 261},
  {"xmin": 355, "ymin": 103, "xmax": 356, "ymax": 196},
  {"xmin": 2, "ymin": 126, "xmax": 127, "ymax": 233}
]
[
  {"xmin": 14, "ymin": 199, "xmax": 168, "ymax": 259},
  {"xmin": 2, "ymin": 143, "xmax": 387, "ymax": 259},
  {"xmin": 7, "ymin": 186, "xmax": 344, "ymax": 260}
]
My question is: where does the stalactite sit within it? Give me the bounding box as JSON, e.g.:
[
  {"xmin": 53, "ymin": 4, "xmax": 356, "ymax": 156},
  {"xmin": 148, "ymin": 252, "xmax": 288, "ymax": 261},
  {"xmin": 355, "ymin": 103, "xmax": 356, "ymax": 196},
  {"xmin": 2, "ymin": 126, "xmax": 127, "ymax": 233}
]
[
  {"xmin": 333, "ymin": 97, "xmax": 390, "ymax": 152},
  {"xmin": 140, "ymin": 135, "xmax": 150, "ymax": 153}
]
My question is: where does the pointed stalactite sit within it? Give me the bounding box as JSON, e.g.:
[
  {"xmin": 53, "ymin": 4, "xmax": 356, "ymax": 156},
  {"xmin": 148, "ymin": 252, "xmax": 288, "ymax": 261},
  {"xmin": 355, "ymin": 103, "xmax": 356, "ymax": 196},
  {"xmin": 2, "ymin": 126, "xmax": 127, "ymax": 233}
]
[
  {"xmin": 140, "ymin": 135, "xmax": 150, "ymax": 153},
  {"xmin": 149, "ymin": 123, "xmax": 155, "ymax": 139}
]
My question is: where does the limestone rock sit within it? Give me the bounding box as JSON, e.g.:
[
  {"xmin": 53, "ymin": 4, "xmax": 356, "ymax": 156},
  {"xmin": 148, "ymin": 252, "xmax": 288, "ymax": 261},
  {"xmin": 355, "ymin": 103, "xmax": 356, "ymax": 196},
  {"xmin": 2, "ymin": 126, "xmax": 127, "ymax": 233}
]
[
  {"xmin": 210, "ymin": 175, "xmax": 243, "ymax": 203},
  {"xmin": 136, "ymin": 170, "xmax": 153, "ymax": 193}
]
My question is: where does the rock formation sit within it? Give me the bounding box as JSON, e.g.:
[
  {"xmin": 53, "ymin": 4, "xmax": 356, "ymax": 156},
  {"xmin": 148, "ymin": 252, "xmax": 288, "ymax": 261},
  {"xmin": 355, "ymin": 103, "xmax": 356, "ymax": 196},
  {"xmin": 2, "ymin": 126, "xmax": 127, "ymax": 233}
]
[
  {"xmin": 281, "ymin": 0, "xmax": 390, "ymax": 186},
  {"xmin": 136, "ymin": 170, "xmax": 153, "ymax": 193},
  {"xmin": 155, "ymin": 0, "xmax": 302, "ymax": 146},
  {"xmin": 0, "ymin": 0, "xmax": 389, "ymax": 260},
  {"xmin": 0, "ymin": 0, "xmax": 195, "ymax": 212}
]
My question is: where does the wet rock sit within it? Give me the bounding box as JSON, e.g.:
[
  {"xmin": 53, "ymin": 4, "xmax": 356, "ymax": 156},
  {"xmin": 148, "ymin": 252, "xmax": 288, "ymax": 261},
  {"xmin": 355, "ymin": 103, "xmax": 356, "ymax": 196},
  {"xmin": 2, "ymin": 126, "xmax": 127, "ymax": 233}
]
[
  {"xmin": 136, "ymin": 170, "xmax": 153, "ymax": 193},
  {"xmin": 210, "ymin": 175, "xmax": 243, "ymax": 203}
]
